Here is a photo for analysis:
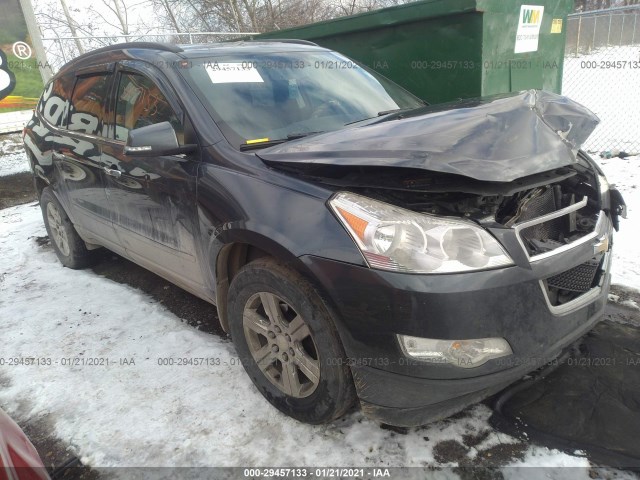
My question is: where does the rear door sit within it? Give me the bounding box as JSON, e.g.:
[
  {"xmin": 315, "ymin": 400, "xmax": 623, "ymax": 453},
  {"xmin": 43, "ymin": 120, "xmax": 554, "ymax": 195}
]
[
  {"xmin": 53, "ymin": 66, "xmax": 119, "ymax": 245},
  {"xmin": 101, "ymin": 61, "xmax": 205, "ymax": 294}
]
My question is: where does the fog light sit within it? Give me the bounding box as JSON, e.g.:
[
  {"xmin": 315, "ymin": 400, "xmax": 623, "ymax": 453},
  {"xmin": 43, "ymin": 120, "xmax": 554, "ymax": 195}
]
[{"xmin": 397, "ymin": 335, "xmax": 512, "ymax": 368}]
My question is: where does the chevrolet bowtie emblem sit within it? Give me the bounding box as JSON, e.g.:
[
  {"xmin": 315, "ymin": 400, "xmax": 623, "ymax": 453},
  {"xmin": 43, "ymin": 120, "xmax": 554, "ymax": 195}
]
[{"xmin": 593, "ymin": 235, "xmax": 610, "ymax": 255}]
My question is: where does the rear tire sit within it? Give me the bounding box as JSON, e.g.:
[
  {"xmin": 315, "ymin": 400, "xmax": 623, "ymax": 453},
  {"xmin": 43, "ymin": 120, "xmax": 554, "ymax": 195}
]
[
  {"xmin": 228, "ymin": 258, "xmax": 356, "ymax": 424},
  {"xmin": 40, "ymin": 187, "xmax": 98, "ymax": 269}
]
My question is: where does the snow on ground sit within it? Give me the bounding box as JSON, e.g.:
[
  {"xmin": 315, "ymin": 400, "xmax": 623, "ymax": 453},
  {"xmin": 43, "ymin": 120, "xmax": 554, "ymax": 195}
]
[
  {"xmin": 0, "ymin": 203, "xmax": 597, "ymax": 475},
  {"xmin": 0, "ymin": 134, "xmax": 30, "ymax": 176},
  {"xmin": 597, "ymin": 155, "xmax": 640, "ymax": 290},
  {"xmin": 563, "ymin": 45, "xmax": 640, "ymax": 153}
]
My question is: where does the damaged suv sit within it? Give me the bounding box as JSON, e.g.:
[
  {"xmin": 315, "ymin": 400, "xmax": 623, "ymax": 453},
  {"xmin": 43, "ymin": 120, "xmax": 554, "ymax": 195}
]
[{"xmin": 23, "ymin": 41, "xmax": 626, "ymax": 426}]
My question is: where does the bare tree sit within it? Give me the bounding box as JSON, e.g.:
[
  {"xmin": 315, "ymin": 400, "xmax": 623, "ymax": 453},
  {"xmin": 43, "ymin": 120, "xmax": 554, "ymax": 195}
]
[
  {"xmin": 34, "ymin": 0, "xmax": 97, "ymax": 63},
  {"xmin": 65, "ymin": 0, "xmax": 418, "ymax": 38},
  {"xmin": 573, "ymin": 0, "xmax": 640, "ymax": 11},
  {"xmin": 172, "ymin": 0, "xmax": 342, "ymax": 33},
  {"xmin": 35, "ymin": 0, "xmax": 161, "ymax": 69},
  {"xmin": 155, "ymin": 0, "xmax": 185, "ymax": 32},
  {"xmin": 59, "ymin": 0, "xmax": 85, "ymax": 52},
  {"xmin": 89, "ymin": 0, "xmax": 132, "ymax": 35}
]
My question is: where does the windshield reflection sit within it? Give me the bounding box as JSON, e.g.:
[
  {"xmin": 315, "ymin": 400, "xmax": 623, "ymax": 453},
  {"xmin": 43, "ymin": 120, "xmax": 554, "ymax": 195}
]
[{"xmin": 179, "ymin": 51, "xmax": 423, "ymax": 149}]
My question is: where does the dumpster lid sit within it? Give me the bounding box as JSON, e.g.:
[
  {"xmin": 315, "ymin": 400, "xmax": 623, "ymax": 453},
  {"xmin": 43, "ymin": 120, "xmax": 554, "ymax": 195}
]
[
  {"xmin": 255, "ymin": 0, "xmax": 506, "ymax": 41},
  {"xmin": 257, "ymin": 90, "xmax": 599, "ymax": 183}
]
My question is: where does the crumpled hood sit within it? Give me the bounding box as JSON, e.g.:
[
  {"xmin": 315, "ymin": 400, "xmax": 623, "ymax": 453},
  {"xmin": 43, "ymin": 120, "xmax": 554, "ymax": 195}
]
[{"xmin": 257, "ymin": 90, "xmax": 599, "ymax": 183}]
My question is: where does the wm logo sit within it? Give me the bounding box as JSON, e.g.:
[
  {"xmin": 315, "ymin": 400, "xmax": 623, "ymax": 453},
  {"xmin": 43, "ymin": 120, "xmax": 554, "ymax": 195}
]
[{"xmin": 522, "ymin": 9, "xmax": 542, "ymax": 24}]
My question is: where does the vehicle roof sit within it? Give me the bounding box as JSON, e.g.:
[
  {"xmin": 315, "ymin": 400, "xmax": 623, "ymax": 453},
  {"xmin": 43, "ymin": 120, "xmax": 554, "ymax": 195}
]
[{"xmin": 55, "ymin": 41, "xmax": 329, "ymax": 77}]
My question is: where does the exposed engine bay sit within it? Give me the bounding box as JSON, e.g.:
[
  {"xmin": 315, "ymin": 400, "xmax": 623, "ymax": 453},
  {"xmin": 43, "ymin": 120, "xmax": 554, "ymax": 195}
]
[
  {"xmin": 268, "ymin": 157, "xmax": 603, "ymax": 260},
  {"xmin": 498, "ymin": 184, "xmax": 597, "ymax": 257}
]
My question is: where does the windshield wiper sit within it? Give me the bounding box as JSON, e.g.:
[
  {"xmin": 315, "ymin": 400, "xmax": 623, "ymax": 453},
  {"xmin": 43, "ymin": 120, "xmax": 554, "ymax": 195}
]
[
  {"xmin": 240, "ymin": 139, "xmax": 288, "ymax": 151},
  {"xmin": 344, "ymin": 108, "xmax": 414, "ymax": 126},
  {"xmin": 376, "ymin": 107, "xmax": 413, "ymax": 116},
  {"xmin": 286, "ymin": 131, "xmax": 324, "ymax": 140},
  {"xmin": 239, "ymin": 131, "xmax": 324, "ymax": 151}
]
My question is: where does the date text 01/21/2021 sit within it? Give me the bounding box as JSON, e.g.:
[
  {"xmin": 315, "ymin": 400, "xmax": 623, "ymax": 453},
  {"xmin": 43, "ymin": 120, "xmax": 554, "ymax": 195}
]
[{"xmin": 243, "ymin": 468, "xmax": 391, "ymax": 478}]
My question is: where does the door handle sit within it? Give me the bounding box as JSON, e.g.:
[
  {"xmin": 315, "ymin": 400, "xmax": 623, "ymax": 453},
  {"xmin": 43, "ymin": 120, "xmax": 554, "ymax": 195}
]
[{"xmin": 103, "ymin": 166, "xmax": 121, "ymax": 178}]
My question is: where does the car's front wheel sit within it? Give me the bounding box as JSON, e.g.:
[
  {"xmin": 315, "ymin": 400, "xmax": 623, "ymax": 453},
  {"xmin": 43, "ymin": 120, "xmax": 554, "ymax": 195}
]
[
  {"xmin": 40, "ymin": 187, "xmax": 98, "ymax": 269},
  {"xmin": 228, "ymin": 258, "xmax": 356, "ymax": 424}
]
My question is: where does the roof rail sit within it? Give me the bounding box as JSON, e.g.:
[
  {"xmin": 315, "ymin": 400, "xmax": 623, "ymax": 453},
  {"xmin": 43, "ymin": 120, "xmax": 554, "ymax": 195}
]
[
  {"xmin": 69, "ymin": 42, "xmax": 183, "ymax": 65},
  {"xmin": 250, "ymin": 39, "xmax": 319, "ymax": 46}
]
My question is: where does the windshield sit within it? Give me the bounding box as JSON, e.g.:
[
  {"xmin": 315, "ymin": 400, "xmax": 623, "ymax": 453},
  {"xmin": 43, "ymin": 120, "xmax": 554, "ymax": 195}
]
[{"xmin": 177, "ymin": 50, "xmax": 424, "ymax": 149}]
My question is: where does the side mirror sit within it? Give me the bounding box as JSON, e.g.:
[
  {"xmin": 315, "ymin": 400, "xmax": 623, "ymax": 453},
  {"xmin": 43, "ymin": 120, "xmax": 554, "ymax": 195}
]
[{"xmin": 124, "ymin": 121, "xmax": 197, "ymax": 156}]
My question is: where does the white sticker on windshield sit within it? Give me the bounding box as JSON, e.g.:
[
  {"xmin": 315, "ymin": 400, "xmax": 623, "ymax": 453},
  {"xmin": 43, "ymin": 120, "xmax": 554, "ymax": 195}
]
[
  {"xmin": 120, "ymin": 81, "xmax": 141, "ymax": 104},
  {"xmin": 205, "ymin": 62, "xmax": 264, "ymax": 83}
]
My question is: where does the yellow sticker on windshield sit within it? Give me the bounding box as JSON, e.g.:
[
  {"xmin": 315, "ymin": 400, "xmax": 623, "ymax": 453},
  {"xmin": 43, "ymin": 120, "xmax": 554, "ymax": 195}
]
[{"xmin": 246, "ymin": 138, "xmax": 270, "ymax": 144}]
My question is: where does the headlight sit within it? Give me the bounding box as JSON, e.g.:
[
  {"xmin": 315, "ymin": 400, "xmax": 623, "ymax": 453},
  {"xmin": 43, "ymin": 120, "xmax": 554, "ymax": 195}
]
[{"xmin": 329, "ymin": 192, "xmax": 513, "ymax": 274}]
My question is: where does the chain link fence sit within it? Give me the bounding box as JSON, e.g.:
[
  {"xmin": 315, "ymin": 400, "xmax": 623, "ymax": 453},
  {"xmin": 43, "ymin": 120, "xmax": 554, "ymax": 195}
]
[{"xmin": 563, "ymin": 6, "xmax": 640, "ymax": 154}]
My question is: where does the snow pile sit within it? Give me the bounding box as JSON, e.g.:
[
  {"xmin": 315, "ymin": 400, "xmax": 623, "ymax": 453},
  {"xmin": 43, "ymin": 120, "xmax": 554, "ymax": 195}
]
[{"xmin": 0, "ymin": 134, "xmax": 30, "ymax": 176}]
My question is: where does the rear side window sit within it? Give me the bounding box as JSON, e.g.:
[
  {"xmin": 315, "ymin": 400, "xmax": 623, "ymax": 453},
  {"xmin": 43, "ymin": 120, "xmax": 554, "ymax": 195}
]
[
  {"xmin": 68, "ymin": 74, "xmax": 112, "ymax": 136},
  {"xmin": 38, "ymin": 73, "xmax": 75, "ymax": 128},
  {"xmin": 114, "ymin": 73, "xmax": 182, "ymax": 143}
]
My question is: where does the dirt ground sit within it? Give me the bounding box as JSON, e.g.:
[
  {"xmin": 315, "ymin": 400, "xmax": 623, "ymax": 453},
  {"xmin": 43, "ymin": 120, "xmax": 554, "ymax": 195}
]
[
  {"xmin": 0, "ymin": 171, "xmax": 37, "ymax": 209},
  {"xmin": 2, "ymin": 166, "xmax": 640, "ymax": 478}
]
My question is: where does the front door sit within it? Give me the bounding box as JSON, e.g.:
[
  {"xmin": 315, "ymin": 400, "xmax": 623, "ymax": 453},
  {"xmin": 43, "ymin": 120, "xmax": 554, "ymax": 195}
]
[{"xmin": 101, "ymin": 64, "xmax": 205, "ymax": 294}]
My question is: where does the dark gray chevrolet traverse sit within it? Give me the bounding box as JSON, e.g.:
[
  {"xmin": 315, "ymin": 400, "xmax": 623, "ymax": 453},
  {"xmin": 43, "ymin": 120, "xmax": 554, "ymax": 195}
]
[{"xmin": 23, "ymin": 41, "xmax": 626, "ymax": 426}]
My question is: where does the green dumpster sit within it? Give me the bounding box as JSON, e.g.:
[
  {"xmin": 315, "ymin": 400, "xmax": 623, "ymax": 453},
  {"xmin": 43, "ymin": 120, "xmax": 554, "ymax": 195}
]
[{"xmin": 254, "ymin": 0, "xmax": 573, "ymax": 104}]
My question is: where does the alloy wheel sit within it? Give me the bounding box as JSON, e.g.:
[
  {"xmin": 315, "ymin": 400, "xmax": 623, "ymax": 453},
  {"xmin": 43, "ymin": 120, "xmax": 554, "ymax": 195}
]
[
  {"xmin": 46, "ymin": 202, "xmax": 70, "ymax": 257},
  {"xmin": 243, "ymin": 292, "xmax": 321, "ymax": 398}
]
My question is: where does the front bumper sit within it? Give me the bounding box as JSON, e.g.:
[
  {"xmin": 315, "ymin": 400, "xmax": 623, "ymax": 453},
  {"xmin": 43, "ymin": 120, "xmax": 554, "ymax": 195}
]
[{"xmin": 300, "ymin": 217, "xmax": 613, "ymax": 426}]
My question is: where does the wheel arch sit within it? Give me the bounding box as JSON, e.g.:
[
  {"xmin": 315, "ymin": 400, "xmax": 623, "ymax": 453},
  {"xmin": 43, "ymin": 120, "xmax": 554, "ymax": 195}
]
[
  {"xmin": 213, "ymin": 231, "xmax": 326, "ymax": 334},
  {"xmin": 22, "ymin": 148, "xmax": 47, "ymax": 200},
  {"xmin": 33, "ymin": 176, "xmax": 48, "ymax": 200}
]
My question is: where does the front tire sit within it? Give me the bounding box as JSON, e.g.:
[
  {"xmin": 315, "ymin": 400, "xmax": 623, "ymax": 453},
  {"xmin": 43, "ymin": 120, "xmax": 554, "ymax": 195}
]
[
  {"xmin": 228, "ymin": 258, "xmax": 356, "ymax": 424},
  {"xmin": 40, "ymin": 187, "xmax": 98, "ymax": 269}
]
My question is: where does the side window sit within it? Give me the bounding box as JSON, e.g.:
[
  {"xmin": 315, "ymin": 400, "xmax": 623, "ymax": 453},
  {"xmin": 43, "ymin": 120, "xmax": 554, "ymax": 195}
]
[
  {"xmin": 38, "ymin": 74, "xmax": 74, "ymax": 128},
  {"xmin": 115, "ymin": 73, "xmax": 183, "ymax": 143},
  {"xmin": 68, "ymin": 74, "xmax": 111, "ymax": 136}
]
